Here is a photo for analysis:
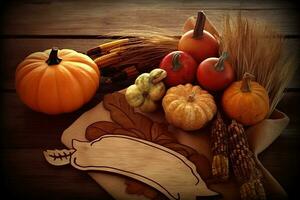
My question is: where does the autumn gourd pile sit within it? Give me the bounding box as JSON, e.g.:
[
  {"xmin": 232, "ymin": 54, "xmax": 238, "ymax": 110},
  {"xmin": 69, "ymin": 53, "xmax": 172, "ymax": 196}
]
[
  {"xmin": 15, "ymin": 11, "xmax": 270, "ymax": 128},
  {"xmin": 124, "ymin": 11, "xmax": 269, "ymax": 132}
]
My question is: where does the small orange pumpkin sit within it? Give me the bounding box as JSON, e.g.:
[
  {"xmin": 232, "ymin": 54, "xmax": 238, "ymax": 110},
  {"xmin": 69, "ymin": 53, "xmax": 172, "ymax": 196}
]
[
  {"xmin": 15, "ymin": 47, "xmax": 100, "ymax": 114},
  {"xmin": 222, "ymin": 73, "xmax": 269, "ymax": 126},
  {"xmin": 162, "ymin": 84, "xmax": 217, "ymax": 131},
  {"xmin": 178, "ymin": 11, "xmax": 219, "ymax": 63}
]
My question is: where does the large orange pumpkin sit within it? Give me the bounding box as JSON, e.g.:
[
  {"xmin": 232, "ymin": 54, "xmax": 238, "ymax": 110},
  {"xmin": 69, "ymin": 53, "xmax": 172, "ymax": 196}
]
[
  {"xmin": 222, "ymin": 73, "xmax": 269, "ymax": 126},
  {"xmin": 15, "ymin": 47, "xmax": 100, "ymax": 114}
]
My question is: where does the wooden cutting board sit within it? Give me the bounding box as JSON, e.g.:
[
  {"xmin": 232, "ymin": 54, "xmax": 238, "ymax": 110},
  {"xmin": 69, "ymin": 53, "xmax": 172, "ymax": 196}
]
[{"xmin": 61, "ymin": 91, "xmax": 289, "ymax": 200}]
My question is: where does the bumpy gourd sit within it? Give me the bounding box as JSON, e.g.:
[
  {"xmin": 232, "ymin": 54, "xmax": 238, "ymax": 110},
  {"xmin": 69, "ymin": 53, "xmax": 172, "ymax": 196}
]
[
  {"xmin": 125, "ymin": 68, "xmax": 167, "ymax": 112},
  {"xmin": 15, "ymin": 47, "xmax": 100, "ymax": 114},
  {"xmin": 162, "ymin": 84, "xmax": 217, "ymax": 131}
]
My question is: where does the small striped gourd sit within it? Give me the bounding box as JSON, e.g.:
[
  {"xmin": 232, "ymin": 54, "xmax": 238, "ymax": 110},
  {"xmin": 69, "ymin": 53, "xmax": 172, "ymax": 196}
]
[{"xmin": 125, "ymin": 69, "xmax": 167, "ymax": 112}]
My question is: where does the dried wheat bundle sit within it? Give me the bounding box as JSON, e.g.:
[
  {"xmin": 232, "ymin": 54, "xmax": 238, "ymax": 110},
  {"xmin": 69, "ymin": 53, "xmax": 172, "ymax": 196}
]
[{"xmin": 221, "ymin": 14, "xmax": 297, "ymax": 115}]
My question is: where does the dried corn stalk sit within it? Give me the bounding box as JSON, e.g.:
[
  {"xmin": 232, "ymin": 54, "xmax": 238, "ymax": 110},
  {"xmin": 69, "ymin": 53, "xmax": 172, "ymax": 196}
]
[
  {"xmin": 228, "ymin": 120, "xmax": 266, "ymax": 200},
  {"xmin": 210, "ymin": 112, "xmax": 229, "ymax": 181}
]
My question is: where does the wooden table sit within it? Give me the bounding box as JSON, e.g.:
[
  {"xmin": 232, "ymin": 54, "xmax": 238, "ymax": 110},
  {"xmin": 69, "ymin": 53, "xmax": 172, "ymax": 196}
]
[{"xmin": 1, "ymin": 0, "xmax": 299, "ymax": 199}]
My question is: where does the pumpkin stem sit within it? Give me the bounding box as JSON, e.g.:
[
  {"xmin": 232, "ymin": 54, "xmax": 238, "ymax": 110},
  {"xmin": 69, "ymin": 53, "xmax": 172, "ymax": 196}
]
[
  {"xmin": 241, "ymin": 73, "xmax": 255, "ymax": 92},
  {"xmin": 214, "ymin": 52, "xmax": 228, "ymax": 71},
  {"xmin": 187, "ymin": 92, "xmax": 196, "ymax": 102},
  {"xmin": 142, "ymin": 91, "xmax": 149, "ymax": 98},
  {"xmin": 193, "ymin": 11, "xmax": 206, "ymax": 39},
  {"xmin": 46, "ymin": 47, "xmax": 62, "ymax": 65},
  {"xmin": 171, "ymin": 51, "xmax": 182, "ymax": 71}
]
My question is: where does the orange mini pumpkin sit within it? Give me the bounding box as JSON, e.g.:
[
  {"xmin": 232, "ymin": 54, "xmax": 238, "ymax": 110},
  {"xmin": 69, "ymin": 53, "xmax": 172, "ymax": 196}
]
[
  {"xmin": 178, "ymin": 11, "xmax": 219, "ymax": 63},
  {"xmin": 15, "ymin": 47, "xmax": 100, "ymax": 114},
  {"xmin": 222, "ymin": 73, "xmax": 269, "ymax": 126}
]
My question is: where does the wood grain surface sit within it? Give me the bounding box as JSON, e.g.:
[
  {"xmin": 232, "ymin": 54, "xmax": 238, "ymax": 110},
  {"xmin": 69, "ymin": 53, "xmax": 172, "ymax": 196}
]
[{"xmin": 1, "ymin": 0, "xmax": 299, "ymax": 200}]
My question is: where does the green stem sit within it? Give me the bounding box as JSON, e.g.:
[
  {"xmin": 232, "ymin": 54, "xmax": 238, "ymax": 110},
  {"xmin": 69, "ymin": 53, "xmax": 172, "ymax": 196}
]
[
  {"xmin": 46, "ymin": 47, "xmax": 62, "ymax": 65},
  {"xmin": 241, "ymin": 73, "xmax": 255, "ymax": 92},
  {"xmin": 171, "ymin": 52, "xmax": 182, "ymax": 71},
  {"xmin": 187, "ymin": 92, "xmax": 196, "ymax": 102},
  {"xmin": 214, "ymin": 52, "xmax": 229, "ymax": 71}
]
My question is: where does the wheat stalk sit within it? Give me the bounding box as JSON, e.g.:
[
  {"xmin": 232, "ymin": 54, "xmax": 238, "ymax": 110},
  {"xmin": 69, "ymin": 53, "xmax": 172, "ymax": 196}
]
[{"xmin": 221, "ymin": 14, "xmax": 297, "ymax": 115}]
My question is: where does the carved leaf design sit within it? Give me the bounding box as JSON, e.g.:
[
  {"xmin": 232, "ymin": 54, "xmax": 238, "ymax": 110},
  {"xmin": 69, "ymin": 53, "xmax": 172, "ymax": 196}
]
[
  {"xmin": 150, "ymin": 122, "xmax": 177, "ymax": 144},
  {"xmin": 85, "ymin": 92, "xmax": 212, "ymax": 200},
  {"xmin": 125, "ymin": 178, "xmax": 168, "ymax": 200},
  {"xmin": 86, "ymin": 121, "xmax": 121, "ymax": 141},
  {"xmin": 188, "ymin": 154, "xmax": 212, "ymax": 181},
  {"xmin": 103, "ymin": 92, "xmax": 153, "ymax": 136},
  {"xmin": 43, "ymin": 149, "xmax": 75, "ymax": 166},
  {"xmin": 113, "ymin": 128, "xmax": 140, "ymax": 138}
]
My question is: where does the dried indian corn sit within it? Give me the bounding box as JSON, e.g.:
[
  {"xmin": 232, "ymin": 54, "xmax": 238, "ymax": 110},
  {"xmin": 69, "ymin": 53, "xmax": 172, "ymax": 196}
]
[
  {"xmin": 228, "ymin": 120, "xmax": 266, "ymax": 200},
  {"xmin": 87, "ymin": 35, "xmax": 178, "ymax": 86},
  {"xmin": 87, "ymin": 38, "xmax": 135, "ymax": 59},
  {"xmin": 210, "ymin": 112, "xmax": 229, "ymax": 181}
]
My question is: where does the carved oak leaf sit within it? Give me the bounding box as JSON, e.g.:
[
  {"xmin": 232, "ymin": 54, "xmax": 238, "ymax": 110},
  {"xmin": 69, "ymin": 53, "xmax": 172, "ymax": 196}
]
[
  {"xmin": 150, "ymin": 122, "xmax": 177, "ymax": 144},
  {"xmin": 103, "ymin": 92, "xmax": 153, "ymax": 137}
]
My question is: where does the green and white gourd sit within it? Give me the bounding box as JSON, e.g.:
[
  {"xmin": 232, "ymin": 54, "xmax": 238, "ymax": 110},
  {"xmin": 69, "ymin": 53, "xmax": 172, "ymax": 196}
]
[{"xmin": 125, "ymin": 68, "xmax": 167, "ymax": 112}]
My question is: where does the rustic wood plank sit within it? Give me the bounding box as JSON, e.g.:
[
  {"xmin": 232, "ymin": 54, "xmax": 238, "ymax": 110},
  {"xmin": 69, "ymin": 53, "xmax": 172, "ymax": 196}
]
[
  {"xmin": 259, "ymin": 92, "xmax": 300, "ymax": 200},
  {"xmin": 276, "ymin": 92, "xmax": 300, "ymax": 130},
  {"xmin": 240, "ymin": 0, "xmax": 299, "ymax": 9},
  {"xmin": 1, "ymin": 92, "xmax": 104, "ymax": 149},
  {"xmin": 241, "ymin": 9, "xmax": 299, "ymax": 36},
  {"xmin": 1, "ymin": 148, "xmax": 114, "ymax": 200},
  {"xmin": 1, "ymin": 38, "xmax": 299, "ymax": 91},
  {"xmin": 259, "ymin": 129, "xmax": 300, "ymax": 199},
  {"xmin": 2, "ymin": 1, "xmax": 299, "ymax": 36}
]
